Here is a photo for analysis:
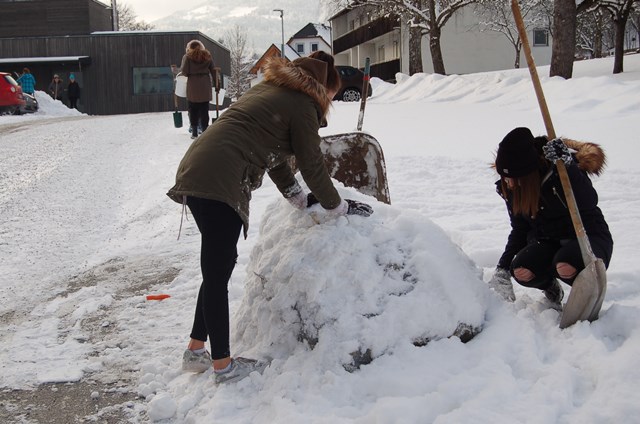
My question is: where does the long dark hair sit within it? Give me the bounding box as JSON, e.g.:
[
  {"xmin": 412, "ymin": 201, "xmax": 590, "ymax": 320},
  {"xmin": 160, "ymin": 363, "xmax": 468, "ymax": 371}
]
[{"xmin": 501, "ymin": 136, "xmax": 550, "ymax": 217}]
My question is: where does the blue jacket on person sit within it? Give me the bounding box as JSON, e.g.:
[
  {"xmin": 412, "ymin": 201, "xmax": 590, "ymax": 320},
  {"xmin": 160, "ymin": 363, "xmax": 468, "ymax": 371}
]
[{"xmin": 17, "ymin": 73, "xmax": 36, "ymax": 94}]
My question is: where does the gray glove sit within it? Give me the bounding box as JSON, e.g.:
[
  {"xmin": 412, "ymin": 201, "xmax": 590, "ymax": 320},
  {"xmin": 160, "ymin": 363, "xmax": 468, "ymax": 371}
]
[
  {"xmin": 543, "ymin": 138, "xmax": 573, "ymax": 165},
  {"xmin": 488, "ymin": 267, "xmax": 515, "ymax": 302}
]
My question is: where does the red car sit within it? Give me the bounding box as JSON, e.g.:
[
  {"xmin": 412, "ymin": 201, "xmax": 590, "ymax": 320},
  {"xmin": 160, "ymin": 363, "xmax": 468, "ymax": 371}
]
[{"xmin": 0, "ymin": 71, "xmax": 28, "ymax": 115}]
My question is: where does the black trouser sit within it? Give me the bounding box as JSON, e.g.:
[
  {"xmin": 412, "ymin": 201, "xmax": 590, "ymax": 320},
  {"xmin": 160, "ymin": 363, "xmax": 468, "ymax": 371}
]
[
  {"xmin": 186, "ymin": 197, "xmax": 242, "ymax": 360},
  {"xmin": 69, "ymin": 97, "xmax": 78, "ymax": 109},
  {"xmin": 188, "ymin": 101, "xmax": 210, "ymax": 136},
  {"xmin": 510, "ymin": 237, "xmax": 612, "ymax": 289}
]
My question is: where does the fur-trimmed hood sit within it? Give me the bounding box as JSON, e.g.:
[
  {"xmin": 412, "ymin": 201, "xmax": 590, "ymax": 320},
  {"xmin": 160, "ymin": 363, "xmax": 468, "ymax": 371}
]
[
  {"xmin": 185, "ymin": 40, "xmax": 212, "ymax": 64},
  {"xmin": 262, "ymin": 56, "xmax": 331, "ymax": 118},
  {"xmin": 494, "ymin": 136, "xmax": 607, "ymax": 176},
  {"xmin": 561, "ymin": 138, "xmax": 606, "ymax": 176},
  {"xmin": 186, "ymin": 47, "xmax": 212, "ymax": 64}
]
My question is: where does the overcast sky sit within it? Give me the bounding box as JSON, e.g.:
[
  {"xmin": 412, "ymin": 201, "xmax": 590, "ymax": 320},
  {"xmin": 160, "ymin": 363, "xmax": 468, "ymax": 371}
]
[{"xmin": 120, "ymin": 0, "xmax": 204, "ymax": 22}]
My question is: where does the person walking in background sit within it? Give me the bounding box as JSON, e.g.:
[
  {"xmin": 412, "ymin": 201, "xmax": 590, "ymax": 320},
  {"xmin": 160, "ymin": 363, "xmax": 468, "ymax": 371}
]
[
  {"xmin": 167, "ymin": 51, "xmax": 373, "ymax": 384},
  {"xmin": 487, "ymin": 127, "xmax": 613, "ymax": 304},
  {"xmin": 16, "ymin": 68, "xmax": 36, "ymax": 95},
  {"xmin": 67, "ymin": 74, "xmax": 80, "ymax": 109},
  {"xmin": 48, "ymin": 75, "xmax": 64, "ymax": 101},
  {"xmin": 180, "ymin": 40, "xmax": 215, "ymax": 139}
]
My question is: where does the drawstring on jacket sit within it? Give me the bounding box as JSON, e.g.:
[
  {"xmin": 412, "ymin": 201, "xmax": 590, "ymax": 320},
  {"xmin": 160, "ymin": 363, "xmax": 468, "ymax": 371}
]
[{"xmin": 178, "ymin": 195, "xmax": 188, "ymax": 240}]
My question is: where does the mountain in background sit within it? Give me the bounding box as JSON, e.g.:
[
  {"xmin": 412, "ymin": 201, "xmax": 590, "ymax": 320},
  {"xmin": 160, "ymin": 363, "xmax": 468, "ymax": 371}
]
[{"xmin": 151, "ymin": 0, "xmax": 338, "ymax": 55}]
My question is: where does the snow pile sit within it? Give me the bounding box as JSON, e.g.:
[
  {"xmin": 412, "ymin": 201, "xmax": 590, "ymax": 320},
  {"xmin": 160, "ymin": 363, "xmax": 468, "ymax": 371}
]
[
  {"xmin": 233, "ymin": 193, "xmax": 487, "ymax": 369},
  {"xmin": 0, "ymin": 90, "xmax": 83, "ymax": 124}
]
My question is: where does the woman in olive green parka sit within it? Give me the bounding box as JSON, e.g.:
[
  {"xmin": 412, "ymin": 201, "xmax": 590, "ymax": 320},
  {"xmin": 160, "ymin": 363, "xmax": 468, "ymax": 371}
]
[{"xmin": 167, "ymin": 51, "xmax": 373, "ymax": 384}]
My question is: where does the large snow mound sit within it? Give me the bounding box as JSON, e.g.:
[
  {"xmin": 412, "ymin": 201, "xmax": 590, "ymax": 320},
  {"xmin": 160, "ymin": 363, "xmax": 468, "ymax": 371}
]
[{"xmin": 232, "ymin": 187, "xmax": 489, "ymax": 369}]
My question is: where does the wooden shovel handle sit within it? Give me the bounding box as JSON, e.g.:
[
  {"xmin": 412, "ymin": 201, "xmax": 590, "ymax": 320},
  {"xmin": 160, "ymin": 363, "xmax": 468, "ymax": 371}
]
[{"xmin": 511, "ymin": 0, "xmax": 596, "ymax": 265}]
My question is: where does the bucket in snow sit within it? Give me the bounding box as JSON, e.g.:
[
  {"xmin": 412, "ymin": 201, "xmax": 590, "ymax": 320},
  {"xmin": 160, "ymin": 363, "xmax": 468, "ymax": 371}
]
[
  {"xmin": 175, "ymin": 75, "xmax": 187, "ymax": 98},
  {"xmin": 173, "ymin": 111, "xmax": 183, "ymax": 128}
]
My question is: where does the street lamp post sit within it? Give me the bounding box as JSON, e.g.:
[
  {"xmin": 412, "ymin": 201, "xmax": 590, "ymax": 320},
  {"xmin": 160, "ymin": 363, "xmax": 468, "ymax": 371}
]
[{"xmin": 273, "ymin": 9, "xmax": 285, "ymax": 58}]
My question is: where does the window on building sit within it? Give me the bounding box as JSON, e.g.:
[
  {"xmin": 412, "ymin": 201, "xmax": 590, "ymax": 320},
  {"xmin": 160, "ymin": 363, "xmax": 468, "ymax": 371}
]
[
  {"xmin": 393, "ymin": 41, "xmax": 399, "ymax": 59},
  {"xmin": 378, "ymin": 45, "xmax": 385, "ymax": 63},
  {"xmin": 132, "ymin": 67, "xmax": 174, "ymax": 95},
  {"xmin": 349, "ymin": 20, "xmax": 355, "ymax": 31},
  {"xmin": 296, "ymin": 43, "xmax": 305, "ymax": 54},
  {"xmin": 533, "ymin": 29, "xmax": 549, "ymax": 47},
  {"xmin": 311, "ymin": 43, "xmax": 319, "ymax": 52}
]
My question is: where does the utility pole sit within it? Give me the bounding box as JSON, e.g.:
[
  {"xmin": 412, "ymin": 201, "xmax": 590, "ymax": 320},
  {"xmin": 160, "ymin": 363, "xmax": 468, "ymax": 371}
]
[
  {"xmin": 273, "ymin": 9, "xmax": 285, "ymax": 58},
  {"xmin": 111, "ymin": 0, "xmax": 119, "ymax": 31}
]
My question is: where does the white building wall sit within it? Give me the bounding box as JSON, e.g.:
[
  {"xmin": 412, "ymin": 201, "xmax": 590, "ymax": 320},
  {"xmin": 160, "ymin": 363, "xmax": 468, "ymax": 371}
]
[
  {"xmin": 291, "ymin": 36, "xmax": 331, "ymax": 57},
  {"xmin": 418, "ymin": 7, "xmax": 552, "ymax": 74}
]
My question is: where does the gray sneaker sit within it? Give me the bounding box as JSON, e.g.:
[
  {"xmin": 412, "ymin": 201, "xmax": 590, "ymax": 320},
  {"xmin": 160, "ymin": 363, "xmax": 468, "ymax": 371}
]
[
  {"xmin": 182, "ymin": 349, "xmax": 212, "ymax": 373},
  {"xmin": 214, "ymin": 357, "xmax": 269, "ymax": 384}
]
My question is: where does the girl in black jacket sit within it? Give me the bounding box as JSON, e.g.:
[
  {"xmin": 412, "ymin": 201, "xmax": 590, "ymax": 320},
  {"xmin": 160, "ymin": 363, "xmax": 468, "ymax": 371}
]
[{"xmin": 488, "ymin": 127, "xmax": 613, "ymax": 304}]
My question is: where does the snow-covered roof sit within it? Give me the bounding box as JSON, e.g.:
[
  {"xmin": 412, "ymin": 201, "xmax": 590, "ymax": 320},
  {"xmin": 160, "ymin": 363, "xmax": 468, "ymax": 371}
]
[{"xmin": 0, "ymin": 56, "xmax": 90, "ymax": 64}]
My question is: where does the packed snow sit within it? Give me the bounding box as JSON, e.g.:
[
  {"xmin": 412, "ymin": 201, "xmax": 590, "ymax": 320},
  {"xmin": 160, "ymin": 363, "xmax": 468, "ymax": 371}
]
[{"xmin": 1, "ymin": 54, "xmax": 639, "ymax": 423}]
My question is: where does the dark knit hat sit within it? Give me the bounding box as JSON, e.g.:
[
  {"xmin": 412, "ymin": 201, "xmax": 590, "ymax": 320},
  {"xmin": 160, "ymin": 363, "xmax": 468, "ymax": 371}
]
[{"xmin": 496, "ymin": 127, "xmax": 539, "ymax": 177}]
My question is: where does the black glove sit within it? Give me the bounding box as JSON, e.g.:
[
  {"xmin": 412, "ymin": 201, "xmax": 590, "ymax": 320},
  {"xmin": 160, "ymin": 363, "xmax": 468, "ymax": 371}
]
[
  {"xmin": 543, "ymin": 138, "xmax": 573, "ymax": 165},
  {"xmin": 346, "ymin": 199, "xmax": 373, "ymax": 217}
]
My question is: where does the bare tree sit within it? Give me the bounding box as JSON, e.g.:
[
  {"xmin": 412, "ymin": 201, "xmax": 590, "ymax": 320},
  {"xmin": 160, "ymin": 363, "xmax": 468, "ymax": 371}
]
[
  {"xmin": 475, "ymin": 0, "xmax": 552, "ymax": 69},
  {"xmin": 596, "ymin": 0, "xmax": 639, "ymax": 73},
  {"xmin": 224, "ymin": 25, "xmax": 253, "ymax": 100},
  {"xmin": 577, "ymin": 8, "xmax": 614, "ymax": 58},
  {"xmin": 550, "ymin": 0, "xmax": 579, "ymax": 78},
  {"xmin": 117, "ymin": 2, "xmax": 155, "ymax": 31}
]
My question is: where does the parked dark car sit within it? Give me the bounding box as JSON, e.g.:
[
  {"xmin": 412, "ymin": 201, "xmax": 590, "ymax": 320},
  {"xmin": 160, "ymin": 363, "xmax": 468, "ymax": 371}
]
[
  {"xmin": 334, "ymin": 65, "xmax": 372, "ymax": 102},
  {"xmin": 0, "ymin": 72, "xmax": 38, "ymax": 115}
]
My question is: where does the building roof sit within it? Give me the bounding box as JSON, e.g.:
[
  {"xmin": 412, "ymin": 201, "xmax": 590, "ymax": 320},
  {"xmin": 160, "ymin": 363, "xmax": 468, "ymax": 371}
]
[
  {"xmin": 249, "ymin": 44, "xmax": 300, "ymax": 75},
  {"xmin": 0, "ymin": 56, "xmax": 91, "ymax": 65},
  {"xmin": 290, "ymin": 23, "xmax": 331, "ymax": 43}
]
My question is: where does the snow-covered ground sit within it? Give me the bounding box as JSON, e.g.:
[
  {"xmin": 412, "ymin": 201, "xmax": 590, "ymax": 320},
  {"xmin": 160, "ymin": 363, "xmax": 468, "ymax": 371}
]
[{"xmin": 1, "ymin": 54, "xmax": 639, "ymax": 423}]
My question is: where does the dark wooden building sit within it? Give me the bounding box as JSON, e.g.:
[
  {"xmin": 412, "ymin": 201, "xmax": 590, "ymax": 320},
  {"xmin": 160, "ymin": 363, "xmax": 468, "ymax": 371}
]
[
  {"xmin": 0, "ymin": 0, "xmax": 113, "ymax": 38},
  {"xmin": 0, "ymin": 0, "xmax": 230, "ymax": 115}
]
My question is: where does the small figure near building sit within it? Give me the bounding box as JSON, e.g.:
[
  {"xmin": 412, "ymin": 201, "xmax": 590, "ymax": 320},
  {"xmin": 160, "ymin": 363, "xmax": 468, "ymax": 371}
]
[
  {"xmin": 48, "ymin": 75, "xmax": 64, "ymax": 101},
  {"xmin": 16, "ymin": 68, "xmax": 36, "ymax": 95},
  {"xmin": 67, "ymin": 74, "xmax": 81, "ymax": 109},
  {"xmin": 180, "ymin": 40, "xmax": 216, "ymax": 139}
]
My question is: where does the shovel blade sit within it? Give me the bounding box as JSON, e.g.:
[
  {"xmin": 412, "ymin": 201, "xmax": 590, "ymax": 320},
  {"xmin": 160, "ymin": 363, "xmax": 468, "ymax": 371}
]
[
  {"xmin": 559, "ymin": 259, "xmax": 607, "ymax": 329},
  {"xmin": 587, "ymin": 258, "xmax": 607, "ymax": 322},
  {"xmin": 320, "ymin": 132, "xmax": 391, "ymax": 204}
]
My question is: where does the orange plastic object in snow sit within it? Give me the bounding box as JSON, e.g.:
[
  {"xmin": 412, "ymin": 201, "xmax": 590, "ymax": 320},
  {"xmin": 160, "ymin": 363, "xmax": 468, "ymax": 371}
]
[{"xmin": 146, "ymin": 294, "xmax": 171, "ymax": 301}]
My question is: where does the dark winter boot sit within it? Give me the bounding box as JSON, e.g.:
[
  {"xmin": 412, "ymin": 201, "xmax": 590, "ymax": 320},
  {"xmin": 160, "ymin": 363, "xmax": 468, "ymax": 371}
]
[{"xmin": 542, "ymin": 279, "xmax": 564, "ymax": 304}]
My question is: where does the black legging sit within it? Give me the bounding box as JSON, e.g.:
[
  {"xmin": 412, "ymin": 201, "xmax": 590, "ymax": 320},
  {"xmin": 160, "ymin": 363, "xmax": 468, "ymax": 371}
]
[
  {"xmin": 510, "ymin": 238, "xmax": 612, "ymax": 289},
  {"xmin": 186, "ymin": 196, "xmax": 242, "ymax": 360},
  {"xmin": 188, "ymin": 101, "xmax": 210, "ymax": 136}
]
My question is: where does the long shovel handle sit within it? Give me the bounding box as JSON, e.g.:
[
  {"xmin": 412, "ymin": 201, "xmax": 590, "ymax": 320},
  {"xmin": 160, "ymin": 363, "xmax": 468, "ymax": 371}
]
[
  {"xmin": 511, "ymin": 0, "xmax": 596, "ymax": 266},
  {"xmin": 357, "ymin": 57, "xmax": 371, "ymax": 131}
]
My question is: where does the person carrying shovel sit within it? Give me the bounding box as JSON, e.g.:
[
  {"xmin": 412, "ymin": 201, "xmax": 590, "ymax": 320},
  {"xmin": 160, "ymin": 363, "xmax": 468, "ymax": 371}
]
[{"xmin": 487, "ymin": 127, "xmax": 613, "ymax": 305}]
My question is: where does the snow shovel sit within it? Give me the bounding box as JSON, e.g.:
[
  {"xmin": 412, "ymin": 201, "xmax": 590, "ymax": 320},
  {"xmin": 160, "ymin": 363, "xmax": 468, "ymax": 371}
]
[
  {"xmin": 511, "ymin": 0, "xmax": 607, "ymax": 328},
  {"xmin": 319, "ymin": 57, "xmax": 391, "ymax": 204}
]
